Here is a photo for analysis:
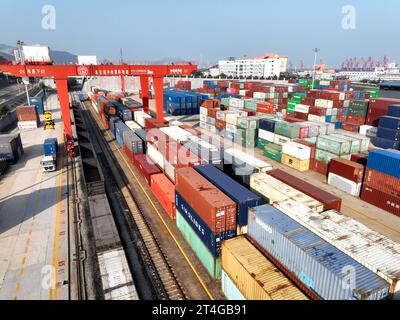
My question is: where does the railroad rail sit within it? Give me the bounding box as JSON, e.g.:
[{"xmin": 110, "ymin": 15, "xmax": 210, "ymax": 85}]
[{"xmin": 74, "ymin": 95, "xmax": 186, "ymax": 300}]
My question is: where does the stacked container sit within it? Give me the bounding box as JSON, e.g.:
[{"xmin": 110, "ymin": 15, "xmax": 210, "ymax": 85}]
[
  {"xmin": 175, "ymin": 167, "xmax": 237, "ymax": 279},
  {"xmin": 247, "ymin": 204, "xmax": 390, "ymax": 300},
  {"xmin": 373, "ymin": 105, "xmax": 400, "ymax": 150},
  {"xmin": 328, "ymin": 158, "xmax": 364, "ymax": 196},
  {"xmin": 0, "ymin": 134, "xmax": 24, "ymax": 164},
  {"xmin": 361, "ymin": 149, "xmax": 400, "ymax": 217},
  {"xmin": 281, "ymin": 141, "xmax": 311, "ymax": 171}
]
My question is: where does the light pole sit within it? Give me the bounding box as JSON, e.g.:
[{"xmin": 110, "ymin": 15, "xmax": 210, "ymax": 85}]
[
  {"xmin": 17, "ymin": 40, "xmax": 31, "ymax": 106},
  {"xmin": 312, "ymin": 48, "xmax": 320, "ymax": 89}
]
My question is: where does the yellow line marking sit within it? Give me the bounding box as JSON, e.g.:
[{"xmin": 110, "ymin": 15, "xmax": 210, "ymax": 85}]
[
  {"xmin": 24, "ymin": 247, "xmax": 29, "ymax": 254},
  {"xmin": 16, "ymin": 283, "xmax": 20, "ymax": 291},
  {"xmin": 19, "ymin": 269, "xmax": 24, "ymax": 277},
  {"xmin": 28, "ymin": 230, "xmax": 32, "ymax": 236},
  {"xmin": 49, "ymin": 154, "xmax": 64, "ymax": 300},
  {"xmin": 26, "ymin": 238, "xmax": 30, "ymax": 245},
  {"xmin": 96, "ymin": 114, "xmax": 214, "ymax": 300},
  {"xmin": 21, "ymin": 257, "xmax": 26, "ymax": 265}
]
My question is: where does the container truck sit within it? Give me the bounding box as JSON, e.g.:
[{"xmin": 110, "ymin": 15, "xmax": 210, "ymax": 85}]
[{"xmin": 40, "ymin": 138, "xmax": 57, "ymax": 172}]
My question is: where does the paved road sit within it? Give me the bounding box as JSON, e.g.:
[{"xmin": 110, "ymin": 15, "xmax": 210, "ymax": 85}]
[{"xmin": 0, "ymin": 94, "xmax": 69, "ymax": 300}]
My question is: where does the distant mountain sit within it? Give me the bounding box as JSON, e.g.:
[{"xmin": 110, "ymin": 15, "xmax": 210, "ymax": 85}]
[{"xmin": 0, "ymin": 43, "xmax": 77, "ymax": 63}]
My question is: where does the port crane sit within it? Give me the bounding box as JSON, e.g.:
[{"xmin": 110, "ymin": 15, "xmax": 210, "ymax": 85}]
[{"xmin": 0, "ymin": 62, "xmax": 197, "ymax": 156}]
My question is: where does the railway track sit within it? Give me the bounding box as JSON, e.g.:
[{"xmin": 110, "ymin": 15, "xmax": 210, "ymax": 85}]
[{"xmin": 77, "ymin": 97, "xmax": 186, "ymax": 300}]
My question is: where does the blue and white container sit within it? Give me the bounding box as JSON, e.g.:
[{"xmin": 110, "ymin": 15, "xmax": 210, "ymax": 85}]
[
  {"xmin": 115, "ymin": 122, "xmax": 129, "ymax": 148},
  {"xmin": 195, "ymin": 164, "xmax": 263, "ymax": 234},
  {"xmin": 247, "ymin": 204, "xmax": 390, "ymax": 300}
]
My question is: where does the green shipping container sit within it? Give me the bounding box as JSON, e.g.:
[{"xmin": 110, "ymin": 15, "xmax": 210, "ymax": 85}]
[
  {"xmin": 221, "ymin": 98, "xmax": 230, "ymax": 106},
  {"xmin": 237, "ymin": 117, "xmax": 259, "ymax": 130},
  {"xmin": 364, "ymin": 89, "xmax": 380, "ymax": 98},
  {"xmin": 235, "ymin": 128, "xmax": 257, "ymax": 140},
  {"xmin": 234, "ymin": 134, "xmax": 257, "ymax": 148},
  {"xmin": 176, "ymin": 209, "xmax": 221, "ymax": 279},
  {"xmin": 257, "ymin": 138, "xmax": 269, "ymax": 149},
  {"xmin": 315, "ymin": 149, "xmax": 339, "ymax": 164},
  {"xmin": 263, "ymin": 145, "xmax": 282, "ymax": 162},
  {"xmin": 274, "ymin": 121, "xmax": 300, "ymax": 139},
  {"xmin": 316, "ymin": 135, "xmax": 351, "ymax": 155},
  {"xmin": 244, "ymin": 100, "xmax": 258, "ymax": 111},
  {"xmin": 330, "ymin": 134, "xmax": 361, "ymax": 153},
  {"xmin": 286, "ymin": 101, "xmax": 296, "ymax": 113}
]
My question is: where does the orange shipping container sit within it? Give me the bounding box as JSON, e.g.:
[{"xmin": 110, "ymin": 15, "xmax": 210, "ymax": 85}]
[{"xmin": 150, "ymin": 173, "xmax": 175, "ymax": 219}]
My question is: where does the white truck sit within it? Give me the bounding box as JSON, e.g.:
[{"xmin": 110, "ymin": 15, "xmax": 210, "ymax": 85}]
[{"xmin": 40, "ymin": 155, "xmax": 56, "ymax": 172}]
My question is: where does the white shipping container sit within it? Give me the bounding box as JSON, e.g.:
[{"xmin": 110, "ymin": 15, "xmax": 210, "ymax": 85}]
[
  {"xmin": 200, "ymin": 107, "xmax": 209, "ymax": 116},
  {"xmin": 225, "ymin": 113, "xmax": 240, "ymax": 126},
  {"xmin": 359, "ymin": 125, "xmax": 374, "ymax": 135},
  {"xmin": 274, "ymin": 199, "xmax": 400, "ymax": 299},
  {"xmin": 224, "ymin": 148, "xmax": 272, "ymax": 173},
  {"xmin": 273, "ymin": 134, "xmax": 291, "ymax": 146},
  {"xmin": 199, "ymin": 121, "xmax": 207, "ymax": 130},
  {"xmin": 206, "ymin": 124, "xmax": 217, "ymax": 133},
  {"xmin": 328, "ymin": 172, "xmax": 362, "ymax": 196},
  {"xmin": 226, "ymin": 124, "xmax": 237, "ymax": 134},
  {"xmin": 308, "ymin": 114, "xmax": 326, "ymax": 123},
  {"xmin": 206, "ymin": 116, "xmax": 216, "ymax": 125},
  {"xmin": 199, "ymin": 114, "xmax": 208, "ymax": 123},
  {"xmin": 17, "ymin": 121, "xmax": 38, "ymax": 130},
  {"xmin": 229, "ymin": 98, "xmax": 245, "ymax": 109},
  {"xmin": 160, "ymin": 126, "xmax": 194, "ymax": 143},
  {"xmin": 282, "ymin": 142, "xmax": 311, "ymax": 160},
  {"xmin": 258, "ymin": 129, "xmax": 275, "ymax": 142},
  {"xmin": 125, "ymin": 120, "xmax": 141, "ymax": 132},
  {"xmin": 294, "ymin": 104, "xmax": 310, "ymax": 114},
  {"xmin": 251, "ymin": 173, "xmax": 323, "ymax": 212},
  {"xmin": 239, "ymin": 90, "xmax": 247, "ymax": 97},
  {"xmin": 253, "ymin": 92, "xmax": 266, "ymax": 99},
  {"xmin": 164, "ymin": 159, "xmax": 175, "ymax": 183},
  {"xmin": 147, "ymin": 143, "xmax": 164, "ymax": 169},
  {"xmin": 169, "ymin": 120, "xmax": 183, "ymax": 126},
  {"xmin": 315, "ymin": 99, "xmax": 334, "ymax": 109},
  {"xmin": 134, "ymin": 111, "xmax": 151, "ymax": 128}
]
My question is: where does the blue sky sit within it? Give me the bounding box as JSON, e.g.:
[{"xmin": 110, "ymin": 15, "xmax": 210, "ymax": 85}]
[{"xmin": 1, "ymin": 0, "xmax": 399, "ymax": 67}]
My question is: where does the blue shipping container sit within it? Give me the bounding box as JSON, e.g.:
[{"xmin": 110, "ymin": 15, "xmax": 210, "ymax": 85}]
[
  {"xmin": 376, "ymin": 127, "xmax": 400, "ymax": 141},
  {"xmin": 387, "ymin": 105, "xmax": 400, "ymax": 118},
  {"xmin": 379, "ymin": 116, "xmax": 400, "ymax": 130},
  {"xmin": 367, "ymin": 149, "xmax": 400, "ymax": 178},
  {"xmin": 259, "ymin": 119, "xmax": 277, "ymax": 133},
  {"xmin": 175, "ymin": 192, "xmax": 235, "ymax": 257},
  {"xmin": 194, "ymin": 164, "xmax": 263, "ymax": 232},
  {"xmin": 248, "ymin": 205, "xmax": 390, "ymax": 300},
  {"xmin": 115, "ymin": 122, "xmax": 129, "ymax": 148},
  {"xmin": 371, "ymin": 137, "xmax": 400, "ymax": 150},
  {"xmin": 43, "ymin": 138, "xmax": 58, "ymax": 156},
  {"xmin": 109, "ymin": 116, "xmax": 121, "ymax": 136}
]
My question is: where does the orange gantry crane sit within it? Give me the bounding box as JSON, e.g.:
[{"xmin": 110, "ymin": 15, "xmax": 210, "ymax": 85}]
[{"xmin": 0, "ymin": 63, "xmax": 197, "ymax": 156}]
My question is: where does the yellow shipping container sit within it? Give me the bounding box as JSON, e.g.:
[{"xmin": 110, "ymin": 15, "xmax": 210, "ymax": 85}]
[
  {"xmin": 281, "ymin": 153, "xmax": 310, "ymax": 172},
  {"xmin": 221, "ymin": 237, "xmax": 308, "ymax": 300}
]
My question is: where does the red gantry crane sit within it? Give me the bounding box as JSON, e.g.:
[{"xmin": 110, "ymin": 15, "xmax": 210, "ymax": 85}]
[{"xmin": 0, "ymin": 63, "xmax": 197, "ymax": 156}]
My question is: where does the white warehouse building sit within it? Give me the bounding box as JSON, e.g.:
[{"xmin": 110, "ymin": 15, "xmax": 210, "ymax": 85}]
[{"xmin": 217, "ymin": 53, "xmax": 287, "ymax": 78}]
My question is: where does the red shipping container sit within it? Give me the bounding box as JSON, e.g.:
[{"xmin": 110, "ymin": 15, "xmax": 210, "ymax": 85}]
[
  {"xmin": 311, "ymin": 159, "xmax": 330, "ymax": 176},
  {"xmin": 150, "ymin": 173, "xmax": 175, "ymax": 219},
  {"xmin": 350, "ymin": 154, "xmax": 368, "ymax": 167},
  {"xmin": 16, "ymin": 106, "xmax": 39, "ymax": 122},
  {"xmin": 215, "ymin": 119, "xmax": 226, "ymax": 130},
  {"xmin": 345, "ymin": 115, "xmax": 365, "ymax": 125},
  {"xmin": 175, "ymin": 167, "xmax": 237, "ymax": 233},
  {"xmin": 361, "ymin": 185, "xmax": 400, "ymax": 217},
  {"xmin": 364, "ymin": 168, "xmax": 400, "ymax": 198},
  {"xmin": 124, "ymin": 144, "xmax": 134, "ymax": 163},
  {"xmin": 294, "ymin": 112, "xmax": 309, "ymax": 121},
  {"xmin": 145, "ymin": 117, "xmax": 169, "ymax": 129},
  {"xmin": 267, "ymin": 169, "xmax": 341, "ymax": 211},
  {"xmin": 133, "ymin": 154, "xmax": 162, "ymax": 186},
  {"xmin": 299, "ymin": 125, "xmax": 309, "ymax": 139},
  {"xmin": 366, "ymin": 98, "xmax": 400, "ymax": 126},
  {"xmin": 329, "ymin": 158, "xmax": 364, "ymax": 183},
  {"xmin": 309, "ymin": 106, "xmax": 328, "ymax": 116},
  {"xmin": 341, "ymin": 123, "xmax": 360, "ymax": 132},
  {"xmin": 207, "ymin": 108, "xmax": 218, "ymax": 119}
]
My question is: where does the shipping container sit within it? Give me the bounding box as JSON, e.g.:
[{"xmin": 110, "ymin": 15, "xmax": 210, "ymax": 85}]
[
  {"xmin": 43, "ymin": 138, "xmax": 58, "ymax": 156},
  {"xmin": 367, "ymin": 149, "xmax": 400, "ymax": 178},
  {"xmin": 15, "ymin": 105, "xmax": 39, "ymax": 122},
  {"xmin": 364, "ymin": 168, "xmax": 400, "ymax": 198},
  {"xmin": 175, "ymin": 167, "xmax": 237, "ymax": 234},
  {"xmin": 267, "ymin": 169, "xmax": 341, "ymax": 211},
  {"xmin": 221, "ymin": 237, "xmax": 308, "ymax": 300},
  {"xmin": 377, "ymin": 127, "xmax": 400, "ymax": 141},
  {"xmin": 329, "ymin": 158, "xmax": 364, "ymax": 183},
  {"xmin": 195, "ymin": 164, "xmax": 263, "ymax": 234},
  {"xmin": 221, "ymin": 270, "xmax": 246, "ymax": 300},
  {"xmin": 316, "ymin": 135, "xmax": 351, "ymax": 156},
  {"xmin": 0, "ymin": 134, "xmax": 24, "ymax": 164},
  {"xmin": 361, "ymin": 185, "xmax": 400, "ymax": 217},
  {"xmin": 328, "ymin": 173, "xmax": 362, "ymax": 196},
  {"xmin": 281, "ymin": 153, "xmax": 310, "ymax": 172},
  {"xmin": 150, "ymin": 174, "xmax": 175, "ymax": 219},
  {"xmin": 379, "ymin": 116, "xmax": 400, "ymax": 130},
  {"xmin": 176, "ymin": 209, "xmax": 221, "ymax": 279},
  {"xmin": 133, "ymin": 154, "xmax": 161, "ymax": 186},
  {"xmin": 275, "ymin": 200, "xmax": 400, "ymax": 299},
  {"xmin": 282, "ymin": 142, "xmax": 311, "ymax": 160},
  {"xmin": 250, "ymin": 173, "xmax": 323, "ymax": 212},
  {"xmin": 248, "ymin": 205, "xmax": 390, "ymax": 300}
]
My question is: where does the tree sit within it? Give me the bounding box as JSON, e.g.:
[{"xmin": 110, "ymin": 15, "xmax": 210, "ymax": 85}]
[{"xmin": 191, "ymin": 70, "xmax": 203, "ymax": 78}]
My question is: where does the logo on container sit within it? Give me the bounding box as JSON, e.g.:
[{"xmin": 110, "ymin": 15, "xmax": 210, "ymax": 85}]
[
  {"xmin": 77, "ymin": 66, "xmax": 89, "ymax": 76},
  {"xmin": 170, "ymin": 69, "xmax": 183, "ymax": 75},
  {"xmin": 41, "ymin": 5, "xmax": 56, "ymax": 30},
  {"xmin": 341, "ymin": 5, "xmax": 356, "ymax": 30}
]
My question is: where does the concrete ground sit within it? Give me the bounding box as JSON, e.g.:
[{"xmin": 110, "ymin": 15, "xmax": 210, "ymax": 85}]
[{"xmin": 0, "ymin": 94, "xmax": 69, "ymax": 300}]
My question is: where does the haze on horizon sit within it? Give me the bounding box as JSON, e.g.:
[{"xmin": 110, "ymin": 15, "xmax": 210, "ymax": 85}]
[{"xmin": 1, "ymin": 0, "xmax": 399, "ymax": 68}]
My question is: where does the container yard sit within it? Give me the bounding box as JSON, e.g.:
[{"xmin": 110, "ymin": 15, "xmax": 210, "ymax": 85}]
[{"xmin": 0, "ymin": 2, "xmax": 400, "ymax": 313}]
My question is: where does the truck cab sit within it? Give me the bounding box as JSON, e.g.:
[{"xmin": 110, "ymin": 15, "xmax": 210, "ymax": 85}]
[{"xmin": 40, "ymin": 155, "xmax": 56, "ymax": 172}]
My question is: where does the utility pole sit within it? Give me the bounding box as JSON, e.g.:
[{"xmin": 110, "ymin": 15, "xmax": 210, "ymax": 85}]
[
  {"xmin": 17, "ymin": 40, "xmax": 31, "ymax": 105},
  {"xmin": 312, "ymin": 48, "xmax": 320, "ymax": 89}
]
